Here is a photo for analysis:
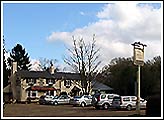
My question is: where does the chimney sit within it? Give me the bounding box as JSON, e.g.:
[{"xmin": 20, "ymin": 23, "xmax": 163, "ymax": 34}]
[
  {"xmin": 12, "ymin": 62, "xmax": 17, "ymax": 74},
  {"xmin": 49, "ymin": 62, "xmax": 55, "ymax": 74}
]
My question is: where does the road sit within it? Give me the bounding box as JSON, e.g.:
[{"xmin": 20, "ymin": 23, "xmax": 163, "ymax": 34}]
[{"xmin": 3, "ymin": 103, "xmax": 146, "ymax": 118}]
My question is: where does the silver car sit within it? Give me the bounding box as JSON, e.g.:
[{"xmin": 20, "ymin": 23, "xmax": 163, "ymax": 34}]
[
  {"xmin": 50, "ymin": 95, "xmax": 70, "ymax": 105},
  {"xmin": 69, "ymin": 95, "xmax": 93, "ymax": 107},
  {"xmin": 92, "ymin": 93, "xmax": 120, "ymax": 110},
  {"xmin": 111, "ymin": 96, "xmax": 147, "ymax": 111}
]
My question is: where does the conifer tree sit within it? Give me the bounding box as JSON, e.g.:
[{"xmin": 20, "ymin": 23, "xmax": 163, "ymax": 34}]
[
  {"xmin": 7, "ymin": 44, "xmax": 32, "ymax": 71},
  {"xmin": 3, "ymin": 36, "xmax": 9, "ymax": 88}
]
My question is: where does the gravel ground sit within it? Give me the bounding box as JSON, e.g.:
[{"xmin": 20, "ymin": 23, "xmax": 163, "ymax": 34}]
[{"xmin": 3, "ymin": 103, "xmax": 146, "ymax": 118}]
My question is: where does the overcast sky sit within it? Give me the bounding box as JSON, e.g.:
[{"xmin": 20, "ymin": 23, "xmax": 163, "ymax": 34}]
[{"xmin": 2, "ymin": 1, "xmax": 162, "ymax": 71}]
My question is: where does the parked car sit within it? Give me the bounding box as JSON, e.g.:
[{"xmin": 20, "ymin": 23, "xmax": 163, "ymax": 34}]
[
  {"xmin": 39, "ymin": 95, "xmax": 55, "ymax": 105},
  {"xmin": 69, "ymin": 95, "xmax": 93, "ymax": 107},
  {"xmin": 111, "ymin": 96, "xmax": 147, "ymax": 111},
  {"xmin": 92, "ymin": 93, "xmax": 120, "ymax": 110},
  {"xmin": 50, "ymin": 95, "xmax": 70, "ymax": 105}
]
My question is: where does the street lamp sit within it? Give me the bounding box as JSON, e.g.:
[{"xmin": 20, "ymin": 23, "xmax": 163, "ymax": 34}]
[{"xmin": 131, "ymin": 42, "xmax": 147, "ymax": 115}]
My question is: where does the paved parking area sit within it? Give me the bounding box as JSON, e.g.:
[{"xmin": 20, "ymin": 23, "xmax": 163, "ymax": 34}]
[{"xmin": 3, "ymin": 103, "xmax": 146, "ymax": 118}]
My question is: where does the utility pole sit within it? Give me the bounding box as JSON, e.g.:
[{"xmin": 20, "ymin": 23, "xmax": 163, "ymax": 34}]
[{"xmin": 131, "ymin": 42, "xmax": 147, "ymax": 115}]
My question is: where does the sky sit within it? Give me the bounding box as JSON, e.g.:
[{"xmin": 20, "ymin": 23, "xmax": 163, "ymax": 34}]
[{"xmin": 1, "ymin": 1, "xmax": 163, "ymax": 72}]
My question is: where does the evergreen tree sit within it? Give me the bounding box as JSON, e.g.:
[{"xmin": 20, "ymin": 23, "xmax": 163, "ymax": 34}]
[
  {"xmin": 7, "ymin": 44, "xmax": 32, "ymax": 72},
  {"xmin": 100, "ymin": 56, "xmax": 161, "ymax": 98},
  {"xmin": 3, "ymin": 36, "xmax": 9, "ymax": 88}
]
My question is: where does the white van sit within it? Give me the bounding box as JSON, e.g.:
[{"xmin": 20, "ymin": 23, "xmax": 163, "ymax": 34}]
[{"xmin": 111, "ymin": 96, "xmax": 147, "ymax": 111}]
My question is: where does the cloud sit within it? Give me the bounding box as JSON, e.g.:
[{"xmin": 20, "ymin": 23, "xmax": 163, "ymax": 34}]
[
  {"xmin": 47, "ymin": 3, "xmax": 162, "ymax": 69},
  {"xmin": 80, "ymin": 11, "xmax": 85, "ymax": 16}
]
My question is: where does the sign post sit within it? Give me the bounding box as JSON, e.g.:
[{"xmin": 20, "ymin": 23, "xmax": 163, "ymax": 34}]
[{"xmin": 131, "ymin": 42, "xmax": 147, "ymax": 115}]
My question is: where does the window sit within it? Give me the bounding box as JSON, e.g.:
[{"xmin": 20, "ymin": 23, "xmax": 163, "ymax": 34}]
[
  {"xmin": 123, "ymin": 97, "xmax": 130, "ymax": 101},
  {"xmin": 64, "ymin": 80, "xmax": 71, "ymax": 87},
  {"xmin": 27, "ymin": 91, "xmax": 38, "ymax": 98},
  {"xmin": 46, "ymin": 91, "xmax": 55, "ymax": 96},
  {"xmin": 39, "ymin": 79, "xmax": 44, "ymax": 87},
  {"xmin": 49, "ymin": 79, "xmax": 53, "ymax": 84},
  {"xmin": 108, "ymin": 95, "xmax": 114, "ymax": 99},
  {"xmin": 26, "ymin": 79, "xmax": 36, "ymax": 85},
  {"xmin": 46, "ymin": 79, "xmax": 54, "ymax": 85},
  {"xmin": 60, "ymin": 95, "xmax": 68, "ymax": 99},
  {"xmin": 32, "ymin": 91, "xmax": 36, "ymax": 97},
  {"xmin": 101, "ymin": 95, "xmax": 106, "ymax": 99},
  {"xmin": 84, "ymin": 96, "xmax": 89, "ymax": 99},
  {"xmin": 131, "ymin": 97, "xmax": 137, "ymax": 101}
]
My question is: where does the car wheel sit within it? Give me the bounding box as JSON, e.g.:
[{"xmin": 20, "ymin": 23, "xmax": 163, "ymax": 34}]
[
  {"xmin": 103, "ymin": 103, "xmax": 109, "ymax": 110},
  {"xmin": 126, "ymin": 105, "xmax": 132, "ymax": 111},
  {"xmin": 81, "ymin": 102, "xmax": 86, "ymax": 107},
  {"xmin": 95, "ymin": 106, "xmax": 100, "ymax": 110},
  {"xmin": 53, "ymin": 101, "xmax": 58, "ymax": 106}
]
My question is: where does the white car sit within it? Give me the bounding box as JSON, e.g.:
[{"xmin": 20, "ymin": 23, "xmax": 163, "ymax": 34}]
[
  {"xmin": 69, "ymin": 95, "xmax": 93, "ymax": 107},
  {"xmin": 50, "ymin": 95, "xmax": 70, "ymax": 105},
  {"xmin": 111, "ymin": 96, "xmax": 147, "ymax": 111}
]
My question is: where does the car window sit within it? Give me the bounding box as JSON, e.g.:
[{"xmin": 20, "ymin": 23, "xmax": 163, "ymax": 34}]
[
  {"xmin": 84, "ymin": 96, "xmax": 89, "ymax": 99},
  {"xmin": 113, "ymin": 97, "xmax": 121, "ymax": 101},
  {"xmin": 74, "ymin": 96, "xmax": 81, "ymax": 99},
  {"xmin": 40, "ymin": 96, "xmax": 44, "ymax": 98},
  {"xmin": 88, "ymin": 96, "xmax": 92, "ymax": 99},
  {"xmin": 108, "ymin": 95, "xmax": 114, "ymax": 99},
  {"xmin": 45, "ymin": 96, "xmax": 50, "ymax": 99},
  {"xmin": 123, "ymin": 97, "xmax": 130, "ymax": 101},
  {"xmin": 101, "ymin": 94, "xmax": 106, "ymax": 99},
  {"xmin": 54, "ymin": 96, "xmax": 59, "ymax": 99},
  {"xmin": 59, "ymin": 95, "xmax": 69, "ymax": 99},
  {"xmin": 131, "ymin": 97, "xmax": 137, "ymax": 101}
]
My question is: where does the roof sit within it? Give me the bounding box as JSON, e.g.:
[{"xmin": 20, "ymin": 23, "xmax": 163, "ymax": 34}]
[
  {"xmin": 16, "ymin": 70, "xmax": 54, "ymax": 79},
  {"xmin": 52, "ymin": 72, "xmax": 81, "ymax": 80},
  {"xmin": 92, "ymin": 81, "xmax": 113, "ymax": 91},
  {"xmin": 15, "ymin": 70, "xmax": 81, "ymax": 80}
]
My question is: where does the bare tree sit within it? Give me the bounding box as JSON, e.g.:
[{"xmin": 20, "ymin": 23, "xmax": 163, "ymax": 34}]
[
  {"xmin": 64, "ymin": 34, "xmax": 101, "ymax": 94},
  {"xmin": 39, "ymin": 58, "xmax": 59, "ymax": 72}
]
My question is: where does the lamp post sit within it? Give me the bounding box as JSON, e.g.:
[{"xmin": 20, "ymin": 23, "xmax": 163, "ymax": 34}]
[{"xmin": 131, "ymin": 42, "xmax": 147, "ymax": 115}]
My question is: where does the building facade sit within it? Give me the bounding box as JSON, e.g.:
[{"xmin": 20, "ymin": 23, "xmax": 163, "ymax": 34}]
[{"xmin": 4, "ymin": 62, "xmax": 113, "ymax": 103}]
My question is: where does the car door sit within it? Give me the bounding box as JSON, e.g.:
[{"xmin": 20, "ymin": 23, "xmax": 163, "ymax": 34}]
[
  {"xmin": 83, "ymin": 95, "xmax": 90, "ymax": 105},
  {"xmin": 64, "ymin": 96, "xmax": 70, "ymax": 104},
  {"xmin": 88, "ymin": 95, "xmax": 92, "ymax": 105},
  {"xmin": 140, "ymin": 98, "xmax": 146, "ymax": 109},
  {"xmin": 58, "ymin": 95, "xmax": 65, "ymax": 104},
  {"xmin": 131, "ymin": 96, "xmax": 137, "ymax": 108}
]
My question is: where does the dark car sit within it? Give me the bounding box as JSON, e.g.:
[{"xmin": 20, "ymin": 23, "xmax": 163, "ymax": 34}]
[{"xmin": 39, "ymin": 95, "xmax": 54, "ymax": 105}]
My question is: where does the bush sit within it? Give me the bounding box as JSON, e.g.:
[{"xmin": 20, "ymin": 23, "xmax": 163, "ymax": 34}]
[{"xmin": 146, "ymin": 94, "xmax": 161, "ymax": 117}]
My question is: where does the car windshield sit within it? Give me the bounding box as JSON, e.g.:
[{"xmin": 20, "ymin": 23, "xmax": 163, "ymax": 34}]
[
  {"xmin": 74, "ymin": 96, "xmax": 82, "ymax": 99},
  {"xmin": 53, "ymin": 96, "xmax": 59, "ymax": 99},
  {"xmin": 113, "ymin": 97, "xmax": 121, "ymax": 101}
]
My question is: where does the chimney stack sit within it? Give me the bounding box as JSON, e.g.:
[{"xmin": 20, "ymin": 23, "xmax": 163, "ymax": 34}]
[
  {"xmin": 49, "ymin": 62, "xmax": 55, "ymax": 74},
  {"xmin": 12, "ymin": 62, "xmax": 17, "ymax": 74}
]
